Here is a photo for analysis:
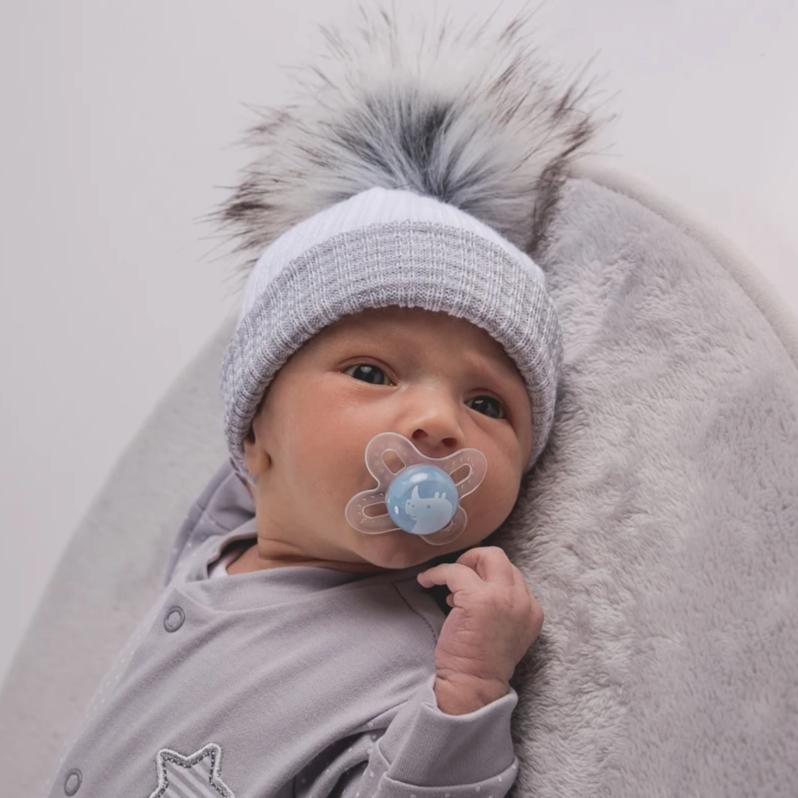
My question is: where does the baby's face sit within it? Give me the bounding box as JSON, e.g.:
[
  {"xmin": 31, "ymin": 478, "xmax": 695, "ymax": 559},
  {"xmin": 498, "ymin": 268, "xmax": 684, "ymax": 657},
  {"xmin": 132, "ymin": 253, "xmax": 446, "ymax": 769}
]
[{"xmin": 242, "ymin": 306, "xmax": 533, "ymax": 574}]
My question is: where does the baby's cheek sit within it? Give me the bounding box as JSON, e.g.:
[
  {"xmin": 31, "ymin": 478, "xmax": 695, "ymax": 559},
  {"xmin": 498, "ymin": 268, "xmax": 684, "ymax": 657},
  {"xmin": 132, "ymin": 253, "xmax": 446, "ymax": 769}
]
[{"xmin": 464, "ymin": 468, "xmax": 519, "ymax": 536}]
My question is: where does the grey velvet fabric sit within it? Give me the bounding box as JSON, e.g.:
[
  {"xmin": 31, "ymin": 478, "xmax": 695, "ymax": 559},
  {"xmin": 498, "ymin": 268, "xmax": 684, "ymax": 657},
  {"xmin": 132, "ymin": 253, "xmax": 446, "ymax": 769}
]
[{"xmin": 1, "ymin": 170, "xmax": 795, "ymax": 796}]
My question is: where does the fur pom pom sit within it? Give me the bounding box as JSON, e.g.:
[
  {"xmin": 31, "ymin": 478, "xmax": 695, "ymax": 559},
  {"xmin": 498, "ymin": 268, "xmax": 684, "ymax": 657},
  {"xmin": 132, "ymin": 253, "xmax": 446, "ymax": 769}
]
[{"xmin": 207, "ymin": 1, "xmax": 615, "ymax": 292}]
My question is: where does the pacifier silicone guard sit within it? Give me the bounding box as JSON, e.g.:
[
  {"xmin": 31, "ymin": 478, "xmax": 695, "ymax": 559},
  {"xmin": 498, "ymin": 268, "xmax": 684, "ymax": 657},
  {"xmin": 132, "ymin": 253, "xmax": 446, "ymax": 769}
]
[{"xmin": 344, "ymin": 431, "xmax": 488, "ymax": 546}]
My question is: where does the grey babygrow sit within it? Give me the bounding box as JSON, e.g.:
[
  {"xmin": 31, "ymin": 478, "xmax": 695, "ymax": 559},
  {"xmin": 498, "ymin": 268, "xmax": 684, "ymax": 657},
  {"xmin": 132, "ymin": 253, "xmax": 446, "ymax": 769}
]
[{"xmin": 45, "ymin": 462, "xmax": 520, "ymax": 797}]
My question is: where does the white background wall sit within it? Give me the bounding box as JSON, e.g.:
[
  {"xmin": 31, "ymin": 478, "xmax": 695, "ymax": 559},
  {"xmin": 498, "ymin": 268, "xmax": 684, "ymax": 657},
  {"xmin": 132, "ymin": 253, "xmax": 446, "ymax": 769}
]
[{"xmin": 1, "ymin": 0, "xmax": 796, "ymax": 688}]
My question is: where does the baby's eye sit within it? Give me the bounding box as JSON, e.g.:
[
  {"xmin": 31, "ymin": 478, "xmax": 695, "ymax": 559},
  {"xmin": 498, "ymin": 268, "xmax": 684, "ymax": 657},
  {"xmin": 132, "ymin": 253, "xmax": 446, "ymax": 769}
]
[
  {"xmin": 344, "ymin": 363, "xmax": 392, "ymax": 385},
  {"xmin": 467, "ymin": 395, "xmax": 506, "ymax": 420},
  {"xmin": 344, "ymin": 364, "xmax": 506, "ymax": 420}
]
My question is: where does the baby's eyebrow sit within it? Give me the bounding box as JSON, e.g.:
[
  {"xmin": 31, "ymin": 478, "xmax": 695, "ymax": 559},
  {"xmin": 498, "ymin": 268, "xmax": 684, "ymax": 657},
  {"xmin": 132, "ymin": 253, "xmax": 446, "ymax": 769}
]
[
  {"xmin": 461, "ymin": 355, "xmax": 529, "ymax": 407},
  {"xmin": 459, "ymin": 350, "xmax": 518, "ymax": 384}
]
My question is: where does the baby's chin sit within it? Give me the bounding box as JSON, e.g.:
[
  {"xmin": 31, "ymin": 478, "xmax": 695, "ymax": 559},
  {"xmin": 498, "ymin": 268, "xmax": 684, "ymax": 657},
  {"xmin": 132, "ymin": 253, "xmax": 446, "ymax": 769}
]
[{"xmin": 354, "ymin": 527, "xmax": 450, "ymax": 570}]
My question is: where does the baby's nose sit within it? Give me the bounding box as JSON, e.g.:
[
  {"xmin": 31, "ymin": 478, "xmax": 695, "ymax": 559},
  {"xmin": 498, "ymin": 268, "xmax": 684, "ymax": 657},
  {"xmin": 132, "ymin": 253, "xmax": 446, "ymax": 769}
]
[
  {"xmin": 401, "ymin": 384, "xmax": 463, "ymax": 448},
  {"xmin": 409, "ymin": 430, "xmax": 460, "ymax": 460}
]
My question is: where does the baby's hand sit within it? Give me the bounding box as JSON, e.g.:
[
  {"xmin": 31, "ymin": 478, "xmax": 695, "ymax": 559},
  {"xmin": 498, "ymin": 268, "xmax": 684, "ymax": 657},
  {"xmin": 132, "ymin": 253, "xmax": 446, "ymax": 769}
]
[{"xmin": 416, "ymin": 546, "xmax": 544, "ymax": 703}]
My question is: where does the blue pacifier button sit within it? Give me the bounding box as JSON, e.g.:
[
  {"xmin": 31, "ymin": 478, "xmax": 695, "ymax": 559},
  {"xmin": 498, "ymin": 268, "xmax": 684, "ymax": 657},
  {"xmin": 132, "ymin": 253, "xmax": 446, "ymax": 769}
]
[{"xmin": 385, "ymin": 464, "xmax": 459, "ymax": 535}]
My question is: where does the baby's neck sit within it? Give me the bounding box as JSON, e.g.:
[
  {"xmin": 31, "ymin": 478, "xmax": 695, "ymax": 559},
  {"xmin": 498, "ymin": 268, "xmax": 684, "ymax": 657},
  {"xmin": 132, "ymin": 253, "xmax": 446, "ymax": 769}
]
[{"xmin": 224, "ymin": 542, "xmax": 391, "ymax": 575}]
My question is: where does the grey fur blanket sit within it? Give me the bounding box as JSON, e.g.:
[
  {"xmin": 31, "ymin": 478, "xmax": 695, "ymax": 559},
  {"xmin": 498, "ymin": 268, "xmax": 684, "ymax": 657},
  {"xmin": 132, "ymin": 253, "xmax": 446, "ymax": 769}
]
[{"xmin": 501, "ymin": 164, "xmax": 798, "ymax": 796}]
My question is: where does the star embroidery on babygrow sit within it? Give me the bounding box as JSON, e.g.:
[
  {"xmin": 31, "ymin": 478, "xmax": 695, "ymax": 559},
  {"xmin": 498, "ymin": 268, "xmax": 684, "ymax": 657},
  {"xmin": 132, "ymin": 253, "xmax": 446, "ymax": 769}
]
[{"xmin": 148, "ymin": 742, "xmax": 236, "ymax": 797}]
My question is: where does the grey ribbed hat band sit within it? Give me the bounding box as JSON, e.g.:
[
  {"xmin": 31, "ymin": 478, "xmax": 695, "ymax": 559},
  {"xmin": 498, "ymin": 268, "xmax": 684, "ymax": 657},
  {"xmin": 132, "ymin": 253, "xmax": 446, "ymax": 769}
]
[{"xmin": 221, "ymin": 218, "xmax": 562, "ymax": 477}]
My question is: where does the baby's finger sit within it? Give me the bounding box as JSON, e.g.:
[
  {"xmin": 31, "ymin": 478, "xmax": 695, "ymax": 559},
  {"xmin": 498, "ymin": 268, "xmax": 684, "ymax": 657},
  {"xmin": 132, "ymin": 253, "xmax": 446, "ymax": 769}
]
[
  {"xmin": 455, "ymin": 546, "xmax": 516, "ymax": 586},
  {"xmin": 416, "ymin": 562, "xmax": 483, "ymax": 593}
]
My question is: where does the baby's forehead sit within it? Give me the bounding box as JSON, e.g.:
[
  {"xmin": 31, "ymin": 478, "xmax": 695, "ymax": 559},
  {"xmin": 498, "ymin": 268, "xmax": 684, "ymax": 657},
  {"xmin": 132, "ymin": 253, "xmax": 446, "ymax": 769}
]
[{"xmin": 321, "ymin": 306, "xmax": 483, "ymax": 348}]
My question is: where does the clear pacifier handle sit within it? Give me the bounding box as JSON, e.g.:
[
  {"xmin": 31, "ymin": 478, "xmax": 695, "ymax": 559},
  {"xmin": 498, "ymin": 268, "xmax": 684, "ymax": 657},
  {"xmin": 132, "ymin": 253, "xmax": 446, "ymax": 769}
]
[{"xmin": 344, "ymin": 431, "xmax": 488, "ymax": 546}]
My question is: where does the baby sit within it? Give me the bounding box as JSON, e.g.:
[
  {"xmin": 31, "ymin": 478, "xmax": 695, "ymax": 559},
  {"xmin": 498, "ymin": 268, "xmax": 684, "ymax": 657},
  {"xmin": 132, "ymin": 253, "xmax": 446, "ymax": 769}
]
[{"xmin": 44, "ymin": 5, "xmax": 593, "ymax": 796}]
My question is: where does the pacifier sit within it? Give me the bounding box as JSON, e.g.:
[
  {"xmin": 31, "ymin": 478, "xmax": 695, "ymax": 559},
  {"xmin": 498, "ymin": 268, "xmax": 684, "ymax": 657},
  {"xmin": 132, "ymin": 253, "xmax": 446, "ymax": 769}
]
[{"xmin": 344, "ymin": 431, "xmax": 488, "ymax": 546}]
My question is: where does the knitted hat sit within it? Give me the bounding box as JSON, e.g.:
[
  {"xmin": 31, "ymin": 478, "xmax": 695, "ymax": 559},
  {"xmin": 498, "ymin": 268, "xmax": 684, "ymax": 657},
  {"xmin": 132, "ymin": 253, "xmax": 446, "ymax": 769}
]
[{"xmin": 211, "ymin": 4, "xmax": 609, "ymax": 480}]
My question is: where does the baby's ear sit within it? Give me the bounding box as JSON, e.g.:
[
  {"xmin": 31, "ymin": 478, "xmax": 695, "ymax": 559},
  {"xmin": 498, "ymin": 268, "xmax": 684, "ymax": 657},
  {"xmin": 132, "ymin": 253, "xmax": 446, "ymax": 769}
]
[
  {"xmin": 242, "ymin": 423, "xmax": 270, "ymax": 481},
  {"xmin": 242, "ymin": 426, "xmax": 259, "ymax": 469}
]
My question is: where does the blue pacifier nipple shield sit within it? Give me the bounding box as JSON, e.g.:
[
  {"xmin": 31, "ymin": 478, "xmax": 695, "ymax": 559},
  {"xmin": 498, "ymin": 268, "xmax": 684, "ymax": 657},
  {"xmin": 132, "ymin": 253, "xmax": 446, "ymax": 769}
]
[{"xmin": 344, "ymin": 431, "xmax": 488, "ymax": 546}]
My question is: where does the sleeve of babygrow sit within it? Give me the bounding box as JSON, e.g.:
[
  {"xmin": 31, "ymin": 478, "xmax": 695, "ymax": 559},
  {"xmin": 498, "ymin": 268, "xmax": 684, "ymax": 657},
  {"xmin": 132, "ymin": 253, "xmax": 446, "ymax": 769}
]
[{"xmin": 339, "ymin": 672, "xmax": 520, "ymax": 797}]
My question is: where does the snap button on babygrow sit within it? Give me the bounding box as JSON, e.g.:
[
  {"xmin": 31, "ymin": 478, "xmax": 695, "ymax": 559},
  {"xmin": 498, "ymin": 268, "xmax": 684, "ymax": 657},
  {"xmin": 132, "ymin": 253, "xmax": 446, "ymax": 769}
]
[
  {"xmin": 163, "ymin": 606, "xmax": 185, "ymax": 632},
  {"xmin": 63, "ymin": 767, "xmax": 82, "ymax": 795}
]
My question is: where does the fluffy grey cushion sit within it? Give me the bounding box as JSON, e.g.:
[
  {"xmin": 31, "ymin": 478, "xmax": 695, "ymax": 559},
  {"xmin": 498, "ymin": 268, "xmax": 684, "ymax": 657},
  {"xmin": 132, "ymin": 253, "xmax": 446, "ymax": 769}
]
[{"xmin": 1, "ymin": 166, "xmax": 795, "ymax": 796}]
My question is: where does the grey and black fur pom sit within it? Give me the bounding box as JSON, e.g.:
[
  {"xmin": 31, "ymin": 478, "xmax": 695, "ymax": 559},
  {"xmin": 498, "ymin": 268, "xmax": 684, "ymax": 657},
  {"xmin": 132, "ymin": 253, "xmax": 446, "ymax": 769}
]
[{"xmin": 206, "ymin": 0, "xmax": 615, "ymax": 294}]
